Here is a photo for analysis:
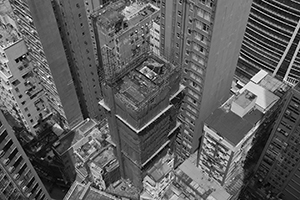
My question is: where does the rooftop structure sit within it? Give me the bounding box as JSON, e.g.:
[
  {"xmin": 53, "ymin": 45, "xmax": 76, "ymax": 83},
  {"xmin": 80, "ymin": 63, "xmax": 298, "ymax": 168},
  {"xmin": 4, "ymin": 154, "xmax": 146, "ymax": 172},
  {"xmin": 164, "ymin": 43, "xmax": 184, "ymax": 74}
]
[
  {"xmin": 92, "ymin": 1, "xmax": 160, "ymax": 81},
  {"xmin": 53, "ymin": 118, "xmax": 117, "ymax": 185},
  {"xmin": 55, "ymin": 118, "xmax": 110, "ymax": 155},
  {"xmin": 115, "ymin": 54, "xmax": 176, "ymax": 111},
  {"xmin": 207, "ymin": 70, "xmax": 289, "ymax": 146},
  {"xmin": 106, "ymin": 179, "xmax": 140, "ymax": 200},
  {"xmin": 0, "ymin": 14, "xmax": 21, "ymax": 49},
  {"xmin": 142, "ymin": 153, "xmax": 174, "ymax": 200},
  {"xmin": 94, "ymin": 1, "xmax": 158, "ymax": 36},
  {"xmin": 162, "ymin": 155, "xmax": 231, "ymax": 200},
  {"xmin": 63, "ymin": 182, "xmax": 119, "ymax": 200}
]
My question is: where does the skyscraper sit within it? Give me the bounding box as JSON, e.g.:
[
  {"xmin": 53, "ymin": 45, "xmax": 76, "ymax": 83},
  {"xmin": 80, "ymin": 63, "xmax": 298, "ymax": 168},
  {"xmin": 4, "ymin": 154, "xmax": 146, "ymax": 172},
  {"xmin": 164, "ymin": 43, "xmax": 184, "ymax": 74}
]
[
  {"xmin": 0, "ymin": 110, "xmax": 51, "ymax": 200},
  {"xmin": 96, "ymin": 1, "xmax": 182, "ymax": 189},
  {"xmin": 254, "ymin": 82, "xmax": 300, "ymax": 200},
  {"xmin": 167, "ymin": 0, "xmax": 253, "ymax": 159},
  {"xmin": 8, "ymin": 0, "xmax": 84, "ymax": 129},
  {"xmin": 0, "ymin": 12, "xmax": 52, "ymax": 135},
  {"xmin": 236, "ymin": 0, "xmax": 300, "ymax": 86},
  {"xmin": 7, "ymin": 0, "xmax": 106, "ymax": 128}
]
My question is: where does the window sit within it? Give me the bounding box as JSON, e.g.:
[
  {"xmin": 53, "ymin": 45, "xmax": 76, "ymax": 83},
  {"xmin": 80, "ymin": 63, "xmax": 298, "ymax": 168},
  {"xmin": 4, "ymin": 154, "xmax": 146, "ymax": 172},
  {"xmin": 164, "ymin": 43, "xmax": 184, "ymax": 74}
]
[
  {"xmin": 203, "ymin": 23, "xmax": 209, "ymax": 32},
  {"xmin": 178, "ymin": 11, "xmax": 182, "ymax": 17}
]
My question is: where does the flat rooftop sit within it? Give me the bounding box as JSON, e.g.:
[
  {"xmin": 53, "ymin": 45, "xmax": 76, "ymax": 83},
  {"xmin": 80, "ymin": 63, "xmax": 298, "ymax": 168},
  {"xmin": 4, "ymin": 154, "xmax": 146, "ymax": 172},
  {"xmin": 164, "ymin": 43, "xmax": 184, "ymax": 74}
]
[
  {"xmin": 115, "ymin": 54, "xmax": 174, "ymax": 110},
  {"xmin": 147, "ymin": 154, "xmax": 173, "ymax": 182},
  {"xmin": 63, "ymin": 182, "xmax": 119, "ymax": 200},
  {"xmin": 90, "ymin": 146, "xmax": 117, "ymax": 170},
  {"xmin": 205, "ymin": 108, "xmax": 263, "ymax": 146},
  {"xmin": 106, "ymin": 179, "xmax": 140, "ymax": 200},
  {"xmin": 0, "ymin": 15, "xmax": 21, "ymax": 49},
  {"xmin": 55, "ymin": 119, "xmax": 109, "ymax": 155},
  {"xmin": 250, "ymin": 70, "xmax": 289, "ymax": 98},
  {"xmin": 233, "ymin": 90, "xmax": 256, "ymax": 109},
  {"xmin": 94, "ymin": 1, "xmax": 158, "ymax": 36},
  {"xmin": 205, "ymin": 70, "xmax": 287, "ymax": 146},
  {"xmin": 163, "ymin": 156, "xmax": 231, "ymax": 200}
]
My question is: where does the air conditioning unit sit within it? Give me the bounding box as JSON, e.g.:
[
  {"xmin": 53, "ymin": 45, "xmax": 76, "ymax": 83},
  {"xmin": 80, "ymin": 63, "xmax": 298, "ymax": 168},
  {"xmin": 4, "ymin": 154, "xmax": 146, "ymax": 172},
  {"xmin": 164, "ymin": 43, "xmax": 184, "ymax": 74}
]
[
  {"xmin": 13, "ymin": 173, "xmax": 20, "ymax": 180},
  {"xmin": 26, "ymin": 192, "xmax": 32, "ymax": 198},
  {"xmin": 3, "ymin": 158, "xmax": 10, "ymax": 165},
  {"xmin": 18, "ymin": 180, "xmax": 24, "ymax": 186},
  {"xmin": 22, "ymin": 186, "xmax": 28, "ymax": 192},
  {"xmin": 8, "ymin": 166, "xmax": 15, "ymax": 173},
  {"xmin": 0, "ymin": 150, "xmax": 5, "ymax": 157}
]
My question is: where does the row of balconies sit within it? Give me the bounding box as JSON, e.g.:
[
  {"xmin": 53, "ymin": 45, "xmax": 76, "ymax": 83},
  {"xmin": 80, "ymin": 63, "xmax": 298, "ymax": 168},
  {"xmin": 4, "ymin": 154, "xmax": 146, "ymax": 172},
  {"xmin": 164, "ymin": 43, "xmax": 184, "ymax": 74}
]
[
  {"xmin": 251, "ymin": 6, "xmax": 294, "ymax": 35},
  {"xmin": 243, "ymin": 32, "xmax": 283, "ymax": 57},
  {"xmin": 253, "ymin": 0, "xmax": 298, "ymax": 24}
]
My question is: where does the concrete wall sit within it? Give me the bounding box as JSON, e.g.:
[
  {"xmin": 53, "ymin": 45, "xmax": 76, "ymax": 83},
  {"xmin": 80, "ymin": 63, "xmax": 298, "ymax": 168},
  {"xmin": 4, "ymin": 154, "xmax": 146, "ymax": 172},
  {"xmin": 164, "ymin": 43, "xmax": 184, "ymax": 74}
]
[{"xmin": 27, "ymin": 0, "xmax": 84, "ymax": 128}]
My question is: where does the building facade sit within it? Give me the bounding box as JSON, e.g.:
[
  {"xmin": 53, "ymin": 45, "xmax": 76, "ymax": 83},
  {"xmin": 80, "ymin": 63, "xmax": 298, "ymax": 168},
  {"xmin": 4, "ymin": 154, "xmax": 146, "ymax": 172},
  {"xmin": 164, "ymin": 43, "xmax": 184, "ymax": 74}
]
[
  {"xmin": 8, "ymin": 0, "xmax": 79, "ymax": 128},
  {"xmin": 0, "ymin": 13, "xmax": 52, "ymax": 135},
  {"xmin": 236, "ymin": 0, "xmax": 300, "ymax": 86},
  {"xmin": 8, "ymin": 0, "xmax": 106, "ymax": 127},
  {"xmin": 254, "ymin": 82, "xmax": 300, "ymax": 200},
  {"xmin": 0, "ymin": 110, "xmax": 50, "ymax": 200},
  {"xmin": 161, "ymin": 0, "xmax": 253, "ymax": 160}
]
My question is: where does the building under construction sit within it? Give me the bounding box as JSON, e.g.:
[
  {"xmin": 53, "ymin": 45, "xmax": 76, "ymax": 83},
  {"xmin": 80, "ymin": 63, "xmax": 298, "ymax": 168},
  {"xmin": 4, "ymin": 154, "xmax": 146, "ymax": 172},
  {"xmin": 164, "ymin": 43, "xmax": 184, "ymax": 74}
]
[
  {"xmin": 95, "ymin": 0, "xmax": 183, "ymax": 190},
  {"xmin": 100, "ymin": 51, "xmax": 182, "ymax": 189}
]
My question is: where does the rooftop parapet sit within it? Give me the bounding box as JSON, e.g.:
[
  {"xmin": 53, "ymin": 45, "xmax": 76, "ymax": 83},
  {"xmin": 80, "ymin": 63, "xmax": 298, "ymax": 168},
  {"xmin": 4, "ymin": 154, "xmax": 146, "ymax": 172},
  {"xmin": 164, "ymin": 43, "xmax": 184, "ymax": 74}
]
[{"xmin": 93, "ymin": 1, "xmax": 159, "ymax": 37}]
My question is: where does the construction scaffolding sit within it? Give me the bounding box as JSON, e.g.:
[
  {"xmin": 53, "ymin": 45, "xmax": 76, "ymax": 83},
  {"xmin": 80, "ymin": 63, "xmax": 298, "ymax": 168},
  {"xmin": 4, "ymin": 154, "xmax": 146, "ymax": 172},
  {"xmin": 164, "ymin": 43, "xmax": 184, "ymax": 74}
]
[{"xmin": 92, "ymin": 0, "xmax": 160, "ymax": 82}]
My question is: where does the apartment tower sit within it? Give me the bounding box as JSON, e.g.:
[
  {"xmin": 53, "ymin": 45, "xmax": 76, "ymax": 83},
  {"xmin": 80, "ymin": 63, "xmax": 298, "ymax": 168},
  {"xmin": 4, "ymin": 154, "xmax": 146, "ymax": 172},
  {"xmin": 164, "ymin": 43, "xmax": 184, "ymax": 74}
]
[
  {"xmin": 163, "ymin": 0, "xmax": 253, "ymax": 159},
  {"xmin": 236, "ymin": 0, "xmax": 300, "ymax": 86},
  {"xmin": 0, "ymin": 110, "xmax": 50, "ymax": 200},
  {"xmin": 198, "ymin": 70, "xmax": 289, "ymax": 197},
  {"xmin": 254, "ymin": 82, "xmax": 300, "ymax": 200}
]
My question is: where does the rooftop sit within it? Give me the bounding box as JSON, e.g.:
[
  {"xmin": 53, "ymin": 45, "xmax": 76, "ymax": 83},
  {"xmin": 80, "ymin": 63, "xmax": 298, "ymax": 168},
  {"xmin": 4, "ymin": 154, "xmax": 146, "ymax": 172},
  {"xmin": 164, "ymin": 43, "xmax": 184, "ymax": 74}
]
[
  {"xmin": 163, "ymin": 155, "xmax": 231, "ymax": 200},
  {"xmin": 233, "ymin": 90, "xmax": 256, "ymax": 109},
  {"xmin": 147, "ymin": 154, "xmax": 173, "ymax": 182},
  {"xmin": 94, "ymin": 1, "xmax": 159, "ymax": 36},
  {"xmin": 205, "ymin": 108, "xmax": 262, "ymax": 146},
  {"xmin": 0, "ymin": 14, "xmax": 21, "ymax": 49},
  {"xmin": 55, "ymin": 119, "xmax": 110, "ymax": 155},
  {"xmin": 250, "ymin": 70, "xmax": 289, "ymax": 98},
  {"xmin": 89, "ymin": 146, "xmax": 118, "ymax": 171},
  {"xmin": 106, "ymin": 179, "xmax": 140, "ymax": 200},
  {"xmin": 115, "ymin": 54, "xmax": 175, "ymax": 110},
  {"xmin": 205, "ymin": 70, "xmax": 286, "ymax": 146},
  {"xmin": 63, "ymin": 182, "xmax": 119, "ymax": 200}
]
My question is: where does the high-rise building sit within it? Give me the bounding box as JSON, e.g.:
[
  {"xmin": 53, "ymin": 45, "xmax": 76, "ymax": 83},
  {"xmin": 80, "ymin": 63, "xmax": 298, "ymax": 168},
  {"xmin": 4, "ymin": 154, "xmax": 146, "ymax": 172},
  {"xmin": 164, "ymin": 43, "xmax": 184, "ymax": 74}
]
[
  {"xmin": 100, "ymin": 50, "xmax": 181, "ymax": 189},
  {"xmin": 166, "ymin": 0, "xmax": 253, "ymax": 159},
  {"xmin": 7, "ymin": 0, "xmax": 82, "ymax": 128},
  {"xmin": 7, "ymin": 0, "xmax": 106, "ymax": 127},
  {"xmin": 254, "ymin": 82, "xmax": 300, "ymax": 200},
  {"xmin": 236, "ymin": 0, "xmax": 300, "ymax": 86},
  {"xmin": 0, "ymin": 110, "xmax": 51, "ymax": 200},
  {"xmin": 95, "ymin": 1, "xmax": 182, "ymax": 189},
  {"xmin": 0, "ymin": 13, "xmax": 53, "ymax": 135},
  {"xmin": 198, "ymin": 70, "xmax": 289, "ymax": 196}
]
